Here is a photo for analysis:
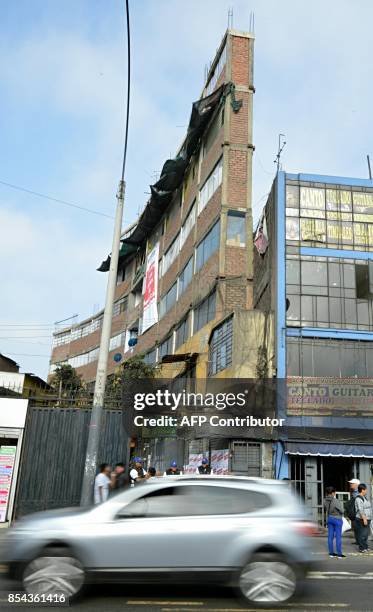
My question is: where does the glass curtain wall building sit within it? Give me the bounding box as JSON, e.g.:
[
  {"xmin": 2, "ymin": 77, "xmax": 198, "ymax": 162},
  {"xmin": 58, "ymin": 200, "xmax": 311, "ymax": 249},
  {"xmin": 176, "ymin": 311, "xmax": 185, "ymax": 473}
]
[{"xmin": 254, "ymin": 171, "xmax": 373, "ymax": 522}]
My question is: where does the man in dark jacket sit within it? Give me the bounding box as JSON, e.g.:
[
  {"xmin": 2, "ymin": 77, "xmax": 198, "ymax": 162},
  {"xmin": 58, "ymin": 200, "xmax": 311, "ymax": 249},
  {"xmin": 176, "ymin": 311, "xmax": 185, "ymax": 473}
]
[
  {"xmin": 111, "ymin": 462, "xmax": 127, "ymax": 491},
  {"xmin": 196, "ymin": 458, "xmax": 213, "ymax": 474},
  {"xmin": 164, "ymin": 460, "xmax": 182, "ymax": 475}
]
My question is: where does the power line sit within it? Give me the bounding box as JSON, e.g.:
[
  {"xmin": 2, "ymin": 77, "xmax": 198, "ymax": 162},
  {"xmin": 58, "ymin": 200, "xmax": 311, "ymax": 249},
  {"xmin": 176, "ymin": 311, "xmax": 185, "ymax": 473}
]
[
  {"xmin": 121, "ymin": 0, "xmax": 131, "ymax": 182},
  {"xmin": 0, "ymin": 179, "xmax": 114, "ymax": 219},
  {"xmin": 4, "ymin": 352, "xmax": 50, "ymax": 358}
]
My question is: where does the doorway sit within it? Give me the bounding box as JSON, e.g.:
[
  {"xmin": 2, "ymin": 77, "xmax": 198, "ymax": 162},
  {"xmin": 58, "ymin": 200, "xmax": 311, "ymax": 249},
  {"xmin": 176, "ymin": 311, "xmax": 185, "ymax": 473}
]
[{"xmin": 323, "ymin": 457, "xmax": 357, "ymax": 494}]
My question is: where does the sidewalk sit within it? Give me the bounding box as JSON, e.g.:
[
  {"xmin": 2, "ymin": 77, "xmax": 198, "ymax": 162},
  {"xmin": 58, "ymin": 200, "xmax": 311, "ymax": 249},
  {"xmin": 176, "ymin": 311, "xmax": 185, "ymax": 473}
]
[{"xmin": 313, "ymin": 529, "xmax": 373, "ymax": 556}]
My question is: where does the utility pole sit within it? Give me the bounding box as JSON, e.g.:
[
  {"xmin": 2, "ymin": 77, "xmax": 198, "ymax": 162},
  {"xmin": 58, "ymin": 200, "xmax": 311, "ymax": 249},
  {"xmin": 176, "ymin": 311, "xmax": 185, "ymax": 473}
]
[
  {"xmin": 80, "ymin": 0, "xmax": 131, "ymax": 506},
  {"xmin": 80, "ymin": 180, "xmax": 125, "ymax": 505}
]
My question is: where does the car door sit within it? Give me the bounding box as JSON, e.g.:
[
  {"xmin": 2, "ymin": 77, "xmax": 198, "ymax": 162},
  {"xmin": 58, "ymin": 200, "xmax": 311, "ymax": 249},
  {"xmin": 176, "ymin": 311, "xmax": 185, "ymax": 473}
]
[{"xmin": 87, "ymin": 483, "xmax": 267, "ymax": 571}]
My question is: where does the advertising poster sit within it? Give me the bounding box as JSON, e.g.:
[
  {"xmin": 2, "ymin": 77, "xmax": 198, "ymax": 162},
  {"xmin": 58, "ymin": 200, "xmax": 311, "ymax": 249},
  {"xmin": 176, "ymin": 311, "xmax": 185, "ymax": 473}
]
[
  {"xmin": 141, "ymin": 242, "xmax": 159, "ymax": 333},
  {"xmin": 0, "ymin": 446, "xmax": 16, "ymax": 522},
  {"xmin": 211, "ymin": 449, "xmax": 229, "ymax": 474}
]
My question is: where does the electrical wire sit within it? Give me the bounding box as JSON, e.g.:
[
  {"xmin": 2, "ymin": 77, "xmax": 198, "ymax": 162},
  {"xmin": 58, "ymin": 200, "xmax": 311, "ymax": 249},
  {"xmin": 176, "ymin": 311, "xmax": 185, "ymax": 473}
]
[
  {"xmin": 121, "ymin": 0, "xmax": 131, "ymax": 181},
  {"xmin": 0, "ymin": 179, "xmax": 114, "ymax": 219}
]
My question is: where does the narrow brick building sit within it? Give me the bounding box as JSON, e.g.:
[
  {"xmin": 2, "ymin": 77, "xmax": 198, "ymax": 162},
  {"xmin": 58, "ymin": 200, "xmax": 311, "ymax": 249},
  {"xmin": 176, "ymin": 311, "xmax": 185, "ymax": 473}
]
[{"xmin": 50, "ymin": 29, "xmax": 274, "ymax": 476}]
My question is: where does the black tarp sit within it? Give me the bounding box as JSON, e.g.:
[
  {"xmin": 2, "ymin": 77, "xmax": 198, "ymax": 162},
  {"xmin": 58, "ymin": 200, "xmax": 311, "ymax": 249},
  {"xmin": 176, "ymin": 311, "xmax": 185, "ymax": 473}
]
[
  {"xmin": 122, "ymin": 84, "xmax": 226, "ymax": 247},
  {"xmin": 97, "ymin": 241, "xmax": 137, "ymax": 272},
  {"xmin": 98, "ymin": 82, "xmax": 240, "ymax": 270}
]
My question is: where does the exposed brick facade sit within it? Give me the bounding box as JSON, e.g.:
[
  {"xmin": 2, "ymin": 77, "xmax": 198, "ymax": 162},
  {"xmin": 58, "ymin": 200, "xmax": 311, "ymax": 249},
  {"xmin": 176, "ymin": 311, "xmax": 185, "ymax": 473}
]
[{"xmin": 50, "ymin": 29, "xmax": 255, "ymax": 384}]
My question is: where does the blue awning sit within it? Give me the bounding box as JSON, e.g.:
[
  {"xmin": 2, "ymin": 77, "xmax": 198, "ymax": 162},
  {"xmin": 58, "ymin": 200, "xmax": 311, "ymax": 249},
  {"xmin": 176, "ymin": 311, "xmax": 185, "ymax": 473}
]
[{"xmin": 285, "ymin": 442, "xmax": 373, "ymax": 458}]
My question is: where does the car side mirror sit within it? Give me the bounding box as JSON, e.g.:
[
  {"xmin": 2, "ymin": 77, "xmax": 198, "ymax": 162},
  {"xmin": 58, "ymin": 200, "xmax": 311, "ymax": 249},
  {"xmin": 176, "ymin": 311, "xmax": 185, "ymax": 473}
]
[{"xmin": 116, "ymin": 499, "xmax": 147, "ymax": 519}]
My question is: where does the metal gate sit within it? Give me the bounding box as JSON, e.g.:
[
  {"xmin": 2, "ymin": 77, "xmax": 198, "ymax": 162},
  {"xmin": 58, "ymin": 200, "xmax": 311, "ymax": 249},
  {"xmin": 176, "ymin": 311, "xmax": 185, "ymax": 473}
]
[
  {"xmin": 231, "ymin": 441, "xmax": 261, "ymax": 476},
  {"xmin": 14, "ymin": 407, "xmax": 126, "ymax": 517}
]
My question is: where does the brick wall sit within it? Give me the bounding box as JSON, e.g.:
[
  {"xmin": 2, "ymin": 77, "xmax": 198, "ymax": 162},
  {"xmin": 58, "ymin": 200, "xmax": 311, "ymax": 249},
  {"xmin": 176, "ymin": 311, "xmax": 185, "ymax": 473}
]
[{"xmin": 51, "ymin": 30, "xmax": 255, "ymax": 383}]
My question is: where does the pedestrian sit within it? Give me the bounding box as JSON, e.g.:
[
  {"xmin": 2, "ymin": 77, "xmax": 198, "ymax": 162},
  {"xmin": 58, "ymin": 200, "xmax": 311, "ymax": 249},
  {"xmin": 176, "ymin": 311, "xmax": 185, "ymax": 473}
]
[
  {"xmin": 164, "ymin": 460, "xmax": 182, "ymax": 475},
  {"xmin": 94, "ymin": 463, "xmax": 112, "ymax": 505},
  {"xmin": 196, "ymin": 457, "xmax": 213, "ymax": 474},
  {"xmin": 129, "ymin": 457, "xmax": 147, "ymax": 487},
  {"xmin": 324, "ymin": 486, "xmax": 345, "ymax": 558},
  {"xmin": 148, "ymin": 467, "xmax": 157, "ymax": 478},
  {"xmin": 111, "ymin": 462, "xmax": 127, "ymax": 492},
  {"xmin": 354, "ymin": 483, "xmax": 372, "ymax": 553},
  {"xmin": 346, "ymin": 478, "xmax": 360, "ymax": 545}
]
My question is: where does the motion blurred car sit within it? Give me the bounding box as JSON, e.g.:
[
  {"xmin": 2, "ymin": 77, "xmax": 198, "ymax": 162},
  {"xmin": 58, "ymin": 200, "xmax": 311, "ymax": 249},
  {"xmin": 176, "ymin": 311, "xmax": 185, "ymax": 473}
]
[{"xmin": 1, "ymin": 476, "xmax": 317, "ymax": 607}]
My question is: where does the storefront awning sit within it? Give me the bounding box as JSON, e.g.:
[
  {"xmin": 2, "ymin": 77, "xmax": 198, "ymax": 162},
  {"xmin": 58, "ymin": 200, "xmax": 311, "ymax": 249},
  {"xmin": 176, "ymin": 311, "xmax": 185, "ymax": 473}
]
[{"xmin": 285, "ymin": 442, "xmax": 373, "ymax": 458}]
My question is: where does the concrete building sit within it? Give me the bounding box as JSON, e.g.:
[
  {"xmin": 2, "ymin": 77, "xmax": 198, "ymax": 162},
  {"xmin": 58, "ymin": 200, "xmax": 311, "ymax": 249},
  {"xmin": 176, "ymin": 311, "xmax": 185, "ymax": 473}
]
[
  {"xmin": 50, "ymin": 29, "xmax": 275, "ymax": 476},
  {"xmin": 254, "ymin": 171, "xmax": 373, "ymax": 521},
  {"xmin": 0, "ymin": 354, "xmax": 51, "ymax": 398}
]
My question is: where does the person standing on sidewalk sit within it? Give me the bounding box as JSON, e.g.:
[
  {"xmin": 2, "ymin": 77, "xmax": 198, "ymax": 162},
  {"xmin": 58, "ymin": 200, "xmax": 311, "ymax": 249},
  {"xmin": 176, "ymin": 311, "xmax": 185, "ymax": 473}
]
[
  {"xmin": 129, "ymin": 458, "xmax": 148, "ymax": 487},
  {"xmin": 355, "ymin": 483, "xmax": 372, "ymax": 553},
  {"xmin": 94, "ymin": 463, "xmax": 112, "ymax": 504},
  {"xmin": 324, "ymin": 486, "xmax": 345, "ymax": 558},
  {"xmin": 347, "ymin": 478, "xmax": 360, "ymax": 545}
]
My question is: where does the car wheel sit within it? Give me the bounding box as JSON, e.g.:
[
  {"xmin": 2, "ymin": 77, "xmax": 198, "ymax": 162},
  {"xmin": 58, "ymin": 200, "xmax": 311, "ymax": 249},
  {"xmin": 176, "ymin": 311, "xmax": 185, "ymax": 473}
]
[
  {"xmin": 237, "ymin": 554, "xmax": 298, "ymax": 608},
  {"xmin": 22, "ymin": 547, "xmax": 85, "ymax": 601}
]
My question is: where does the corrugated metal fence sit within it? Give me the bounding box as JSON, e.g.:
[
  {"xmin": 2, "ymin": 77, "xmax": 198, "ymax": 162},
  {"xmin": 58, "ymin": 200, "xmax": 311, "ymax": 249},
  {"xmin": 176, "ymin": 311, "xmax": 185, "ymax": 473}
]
[{"xmin": 15, "ymin": 407, "xmax": 126, "ymax": 517}]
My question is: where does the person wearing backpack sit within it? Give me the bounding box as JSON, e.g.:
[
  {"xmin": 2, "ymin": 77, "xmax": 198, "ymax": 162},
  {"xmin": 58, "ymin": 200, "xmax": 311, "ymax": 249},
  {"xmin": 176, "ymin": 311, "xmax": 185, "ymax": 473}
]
[
  {"xmin": 345, "ymin": 478, "xmax": 360, "ymax": 545},
  {"xmin": 324, "ymin": 486, "xmax": 345, "ymax": 558},
  {"xmin": 355, "ymin": 483, "xmax": 372, "ymax": 553}
]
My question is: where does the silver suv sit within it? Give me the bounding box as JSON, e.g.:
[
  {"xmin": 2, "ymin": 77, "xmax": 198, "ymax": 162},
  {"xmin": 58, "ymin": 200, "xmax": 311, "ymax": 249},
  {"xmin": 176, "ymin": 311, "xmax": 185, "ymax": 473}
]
[{"xmin": 2, "ymin": 476, "xmax": 316, "ymax": 607}]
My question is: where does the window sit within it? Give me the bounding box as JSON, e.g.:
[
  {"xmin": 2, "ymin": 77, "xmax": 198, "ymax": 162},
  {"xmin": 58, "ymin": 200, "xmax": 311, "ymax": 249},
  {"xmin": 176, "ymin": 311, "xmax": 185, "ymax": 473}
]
[
  {"xmin": 159, "ymin": 282, "xmax": 177, "ymax": 318},
  {"xmin": 116, "ymin": 265, "xmax": 126, "ymax": 284},
  {"xmin": 178, "ymin": 258, "xmax": 193, "ymax": 295},
  {"xmin": 162, "ymin": 233, "xmax": 180, "ymax": 276},
  {"xmin": 109, "ymin": 332, "xmax": 123, "ymax": 352},
  {"xmin": 118, "ymin": 483, "xmax": 270, "ymax": 518},
  {"xmin": 227, "ymin": 211, "xmax": 246, "ymax": 246},
  {"xmin": 286, "ymin": 256, "xmax": 373, "ymax": 330},
  {"xmin": 202, "ymin": 112, "xmax": 220, "ymax": 158},
  {"xmin": 194, "ymin": 291, "xmax": 216, "ymax": 333},
  {"xmin": 287, "ymin": 338, "xmax": 373, "ymax": 378},
  {"xmin": 144, "ymin": 349, "xmax": 156, "ymax": 365},
  {"xmin": 68, "ymin": 347, "xmax": 99, "ymax": 369},
  {"xmin": 285, "ymin": 182, "xmax": 373, "ymax": 251},
  {"xmin": 175, "ymin": 317, "xmax": 190, "ymax": 349},
  {"xmin": 209, "ymin": 317, "xmax": 233, "ymax": 375},
  {"xmin": 159, "ymin": 336, "xmax": 173, "ymax": 360},
  {"xmin": 198, "ymin": 158, "xmax": 223, "ymax": 215},
  {"xmin": 180, "ymin": 202, "xmax": 196, "ymax": 248},
  {"xmin": 205, "ymin": 42, "xmax": 226, "ymax": 96},
  {"xmin": 355, "ymin": 262, "xmax": 373, "ymax": 299},
  {"xmin": 195, "ymin": 220, "xmax": 220, "ymax": 272},
  {"xmin": 113, "ymin": 296, "xmax": 128, "ymax": 317}
]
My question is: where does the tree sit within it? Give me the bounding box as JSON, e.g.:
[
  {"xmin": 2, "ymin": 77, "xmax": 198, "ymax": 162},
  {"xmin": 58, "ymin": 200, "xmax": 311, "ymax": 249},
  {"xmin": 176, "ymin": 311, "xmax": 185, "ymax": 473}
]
[
  {"xmin": 106, "ymin": 354, "xmax": 156, "ymax": 400},
  {"xmin": 50, "ymin": 364, "xmax": 83, "ymax": 390}
]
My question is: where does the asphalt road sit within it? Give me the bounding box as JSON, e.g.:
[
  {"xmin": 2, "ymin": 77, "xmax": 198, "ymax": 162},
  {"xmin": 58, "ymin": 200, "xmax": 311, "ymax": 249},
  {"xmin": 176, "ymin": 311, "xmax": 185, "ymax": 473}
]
[{"xmin": 1, "ymin": 535, "xmax": 373, "ymax": 612}]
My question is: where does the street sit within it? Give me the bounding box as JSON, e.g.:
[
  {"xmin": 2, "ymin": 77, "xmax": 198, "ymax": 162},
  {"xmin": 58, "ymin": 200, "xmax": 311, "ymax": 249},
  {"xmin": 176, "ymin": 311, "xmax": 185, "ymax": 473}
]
[{"xmin": 1, "ymin": 535, "xmax": 373, "ymax": 612}]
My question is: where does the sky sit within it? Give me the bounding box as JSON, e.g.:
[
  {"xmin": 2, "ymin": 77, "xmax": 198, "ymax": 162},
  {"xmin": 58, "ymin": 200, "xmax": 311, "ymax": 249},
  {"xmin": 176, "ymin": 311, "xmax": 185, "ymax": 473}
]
[{"xmin": 1, "ymin": 0, "xmax": 372, "ymax": 379}]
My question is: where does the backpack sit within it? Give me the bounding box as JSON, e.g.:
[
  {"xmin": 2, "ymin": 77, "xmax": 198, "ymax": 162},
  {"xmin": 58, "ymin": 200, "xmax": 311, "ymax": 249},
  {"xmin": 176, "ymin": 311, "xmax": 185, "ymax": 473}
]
[{"xmin": 345, "ymin": 495, "xmax": 363, "ymax": 520}]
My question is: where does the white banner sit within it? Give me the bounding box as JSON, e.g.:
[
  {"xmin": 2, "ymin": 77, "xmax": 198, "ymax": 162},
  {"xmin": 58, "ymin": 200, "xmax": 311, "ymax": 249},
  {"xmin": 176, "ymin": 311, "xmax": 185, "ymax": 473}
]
[
  {"xmin": 184, "ymin": 453, "xmax": 203, "ymax": 474},
  {"xmin": 211, "ymin": 449, "xmax": 229, "ymax": 474},
  {"xmin": 141, "ymin": 243, "xmax": 159, "ymax": 334}
]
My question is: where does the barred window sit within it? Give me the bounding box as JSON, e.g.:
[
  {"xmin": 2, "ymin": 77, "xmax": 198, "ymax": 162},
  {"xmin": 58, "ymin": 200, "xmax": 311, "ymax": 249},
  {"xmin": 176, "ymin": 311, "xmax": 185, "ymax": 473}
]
[
  {"xmin": 208, "ymin": 317, "xmax": 233, "ymax": 375},
  {"xmin": 193, "ymin": 291, "xmax": 216, "ymax": 334}
]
